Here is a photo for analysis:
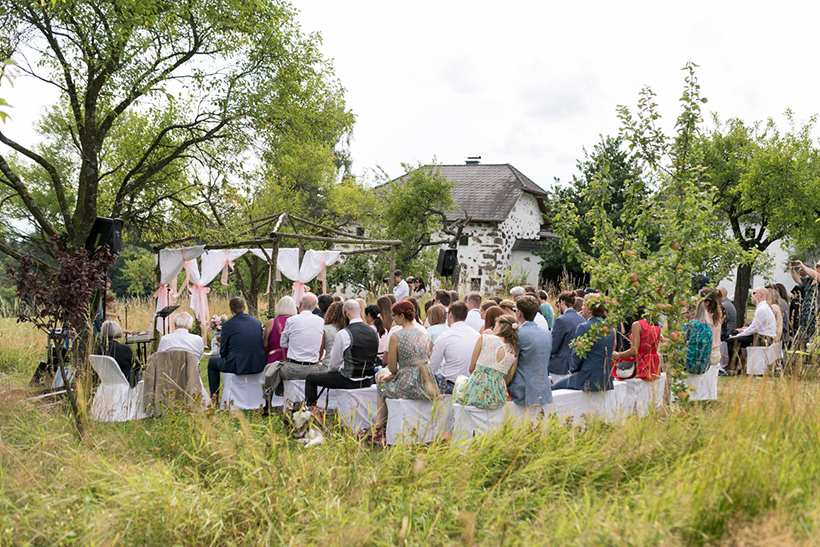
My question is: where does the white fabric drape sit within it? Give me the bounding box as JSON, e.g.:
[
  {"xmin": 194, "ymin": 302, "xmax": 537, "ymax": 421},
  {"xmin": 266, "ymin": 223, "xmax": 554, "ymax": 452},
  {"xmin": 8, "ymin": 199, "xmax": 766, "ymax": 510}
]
[
  {"xmin": 200, "ymin": 249, "xmax": 248, "ymax": 286},
  {"xmin": 155, "ymin": 245, "xmax": 205, "ymax": 332},
  {"xmin": 248, "ymin": 249, "xmax": 277, "ymax": 294},
  {"xmin": 183, "ymin": 260, "xmax": 210, "ymax": 339}
]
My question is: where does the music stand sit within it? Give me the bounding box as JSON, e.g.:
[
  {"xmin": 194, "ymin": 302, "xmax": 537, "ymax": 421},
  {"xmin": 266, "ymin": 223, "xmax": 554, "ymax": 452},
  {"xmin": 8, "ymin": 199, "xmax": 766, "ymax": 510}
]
[{"xmin": 157, "ymin": 305, "xmax": 180, "ymax": 335}]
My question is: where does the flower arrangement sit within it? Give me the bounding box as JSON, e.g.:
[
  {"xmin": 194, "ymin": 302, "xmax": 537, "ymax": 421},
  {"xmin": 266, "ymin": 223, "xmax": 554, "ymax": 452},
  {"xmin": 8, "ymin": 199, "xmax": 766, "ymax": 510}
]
[{"xmin": 208, "ymin": 314, "xmax": 228, "ymax": 331}]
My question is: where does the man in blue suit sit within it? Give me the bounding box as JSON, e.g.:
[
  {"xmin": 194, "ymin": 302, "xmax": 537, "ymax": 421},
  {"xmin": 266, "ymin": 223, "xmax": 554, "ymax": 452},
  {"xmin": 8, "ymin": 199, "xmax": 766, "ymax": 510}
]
[
  {"xmin": 549, "ymin": 291, "xmax": 586, "ymax": 381},
  {"xmin": 508, "ymin": 295, "xmax": 552, "ymax": 406},
  {"xmin": 207, "ymin": 296, "xmax": 266, "ymax": 397},
  {"xmin": 553, "ymin": 294, "xmax": 614, "ymax": 392}
]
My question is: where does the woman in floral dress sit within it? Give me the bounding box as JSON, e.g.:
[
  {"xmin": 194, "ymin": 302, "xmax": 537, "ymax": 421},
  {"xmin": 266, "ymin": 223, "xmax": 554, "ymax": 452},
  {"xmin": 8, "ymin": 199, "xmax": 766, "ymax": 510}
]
[
  {"xmin": 454, "ymin": 315, "xmax": 518, "ymax": 409},
  {"xmin": 369, "ymin": 300, "xmax": 436, "ymax": 441}
]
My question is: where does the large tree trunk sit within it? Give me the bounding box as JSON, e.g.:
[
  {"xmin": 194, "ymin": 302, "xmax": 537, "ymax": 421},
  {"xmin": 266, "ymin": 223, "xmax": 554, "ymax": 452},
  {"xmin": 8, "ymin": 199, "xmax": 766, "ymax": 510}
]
[{"xmin": 734, "ymin": 262, "xmax": 753, "ymax": 326}]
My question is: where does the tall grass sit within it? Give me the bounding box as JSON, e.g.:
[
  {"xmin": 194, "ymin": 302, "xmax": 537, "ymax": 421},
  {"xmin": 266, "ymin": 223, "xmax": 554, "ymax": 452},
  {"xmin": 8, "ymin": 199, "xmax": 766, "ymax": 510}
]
[{"xmin": 1, "ymin": 376, "xmax": 820, "ymax": 545}]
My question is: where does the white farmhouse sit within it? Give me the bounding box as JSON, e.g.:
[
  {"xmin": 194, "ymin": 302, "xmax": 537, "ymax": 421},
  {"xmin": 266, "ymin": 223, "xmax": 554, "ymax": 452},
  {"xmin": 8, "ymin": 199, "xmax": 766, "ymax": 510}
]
[{"xmin": 408, "ymin": 162, "xmax": 554, "ymax": 292}]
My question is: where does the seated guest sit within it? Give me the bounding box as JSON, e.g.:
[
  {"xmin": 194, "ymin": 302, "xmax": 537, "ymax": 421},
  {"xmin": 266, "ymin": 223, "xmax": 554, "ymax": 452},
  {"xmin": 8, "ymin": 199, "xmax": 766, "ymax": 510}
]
[
  {"xmin": 315, "ymin": 294, "xmax": 334, "ymax": 318},
  {"xmin": 263, "ymin": 296, "xmax": 297, "ymax": 364},
  {"xmin": 321, "ymin": 302, "xmax": 347, "ymax": 368},
  {"xmin": 377, "ymin": 295, "xmax": 395, "ymax": 352},
  {"xmin": 464, "ymin": 292, "xmax": 484, "ymax": 332},
  {"xmin": 508, "ymin": 296, "xmax": 552, "ymax": 405},
  {"xmin": 553, "ymin": 294, "xmax": 614, "ymax": 392},
  {"xmin": 207, "ymin": 297, "xmax": 266, "ymax": 397},
  {"xmin": 549, "ymin": 292, "xmax": 585, "ymax": 382},
  {"xmin": 408, "ymin": 297, "xmax": 424, "ymax": 325},
  {"xmin": 498, "ymin": 299, "xmax": 516, "ymax": 316},
  {"xmin": 449, "ymin": 290, "xmax": 460, "ymax": 304},
  {"xmin": 157, "ymin": 311, "xmax": 205, "ymax": 360},
  {"xmin": 411, "ymin": 277, "xmax": 426, "ymax": 299},
  {"xmin": 96, "ymin": 320, "xmax": 142, "ymax": 387},
  {"xmin": 573, "ymin": 295, "xmax": 584, "ymax": 313},
  {"xmin": 368, "ymin": 300, "xmax": 436, "ymax": 443},
  {"xmin": 434, "ymin": 289, "xmax": 451, "ymax": 309},
  {"xmin": 538, "ymin": 290, "xmax": 555, "ymax": 329},
  {"xmin": 454, "ymin": 315, "xmax": 518, "ymax": 409},
  {"xmin": 363, "ymin": 304, "xmax": 386, "ymax": 342},
  {"xmin": 727, "ymin": 286, "xmax": 776, "ymax": 373},
  {"xmin": 426, "ymin": 304, "xmax": 449, "ymax": 345},
  {"xmin": 611, "ymin": 308, "xmax": 662, "ymax": 380},
  {"xmin": 510, "ymin": 286, "xmax": 526, "ymax": 299},
  {"xmin": 304, "ymin": 300, "xmax": 380, "ymax": 407},
  {"xmin": 429, "ymin": 301, "xmax": 480, "ymax": 394},
  {"xmin": 279, "ymin": 293, "xmax": 327, "ymax": 381},
  {"xmin": 519, "ymin": 292, "xmax": 550, "ymax": 330},
  {"xmin": 481, "ymin": 306, "xmax": 505, "ymax": 335}
]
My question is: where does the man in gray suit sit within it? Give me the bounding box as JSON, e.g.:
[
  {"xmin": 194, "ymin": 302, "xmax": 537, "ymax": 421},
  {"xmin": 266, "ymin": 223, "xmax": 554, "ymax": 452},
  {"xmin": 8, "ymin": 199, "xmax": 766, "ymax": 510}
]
[
  {"xmin": 508, "ymin": 295, "xmax": 552, "ymax": 406},
  {"xmin": 549, "ymin": 291, "xmax": 585, "ymax": 381}
]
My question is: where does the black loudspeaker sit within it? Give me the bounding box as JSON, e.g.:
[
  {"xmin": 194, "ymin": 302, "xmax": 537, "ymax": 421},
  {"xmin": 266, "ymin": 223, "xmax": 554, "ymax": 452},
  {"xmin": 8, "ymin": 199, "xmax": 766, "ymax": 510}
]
[
  {"xmin": 436, "ymin": 248, "xmax": 458, "ymax": 276},
  {"xmin": 85, "ymin": 217, "xmax": 123, "ymax": 255}
]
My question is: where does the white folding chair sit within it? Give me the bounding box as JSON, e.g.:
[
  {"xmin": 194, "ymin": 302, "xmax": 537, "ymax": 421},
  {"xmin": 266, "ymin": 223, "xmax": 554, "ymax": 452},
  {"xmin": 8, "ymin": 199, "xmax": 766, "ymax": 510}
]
[{"xmin": 89, "ymin": 355, "xmax": 146, "ymax": 421}]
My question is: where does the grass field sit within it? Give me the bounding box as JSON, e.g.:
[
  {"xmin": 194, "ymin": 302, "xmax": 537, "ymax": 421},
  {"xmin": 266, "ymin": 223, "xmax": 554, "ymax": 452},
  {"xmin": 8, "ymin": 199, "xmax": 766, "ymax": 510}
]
[{"xmin": 1, "ymin": 302, "xmax": 820, "ymax": 545}]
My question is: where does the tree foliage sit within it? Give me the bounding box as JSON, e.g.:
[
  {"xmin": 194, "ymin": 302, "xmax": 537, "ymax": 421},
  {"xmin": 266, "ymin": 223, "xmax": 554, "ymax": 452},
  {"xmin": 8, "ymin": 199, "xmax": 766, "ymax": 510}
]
[
  {"xmin": 0, "ymin": 0, "xmax": 352, "ymax": 256},
  {"xmin": 696, "ymin": 113, "xmax": 820, "ymax": 319}
]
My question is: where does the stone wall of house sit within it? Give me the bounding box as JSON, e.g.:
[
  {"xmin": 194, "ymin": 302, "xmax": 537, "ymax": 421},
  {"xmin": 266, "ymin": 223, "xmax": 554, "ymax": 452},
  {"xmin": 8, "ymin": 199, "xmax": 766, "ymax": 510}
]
[{"xmin": 452, "ymin": 192, "xmax": 543, "ymax": 293}]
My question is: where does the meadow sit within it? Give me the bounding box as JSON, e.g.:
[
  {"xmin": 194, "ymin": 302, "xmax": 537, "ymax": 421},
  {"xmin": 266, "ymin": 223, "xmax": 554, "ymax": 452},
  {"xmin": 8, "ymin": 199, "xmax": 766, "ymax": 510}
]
[{"xmin": 1, "ymin": 298, "xmax": 820, "ymax": 546}]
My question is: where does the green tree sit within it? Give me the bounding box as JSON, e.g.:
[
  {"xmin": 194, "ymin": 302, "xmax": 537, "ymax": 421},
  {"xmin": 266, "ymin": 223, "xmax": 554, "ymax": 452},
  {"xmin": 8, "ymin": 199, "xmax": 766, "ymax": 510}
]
[
  {"xmin": 555, "ymin": 63, "xmax": 750, "ymax": 401},
  {"xmin": 115, "ymin": 246, "xmax": 156, "ymax": 297},
  {"xmin": 0, "ymin": 0, "xmax": 351, "ymax": 258},
  {"xmin": 540, "ymin": 135, "xmax": 653, "ymax": 274},
  {"xmin": 697, "ymin": 113, "xmax": 820, "ymax": 320}
]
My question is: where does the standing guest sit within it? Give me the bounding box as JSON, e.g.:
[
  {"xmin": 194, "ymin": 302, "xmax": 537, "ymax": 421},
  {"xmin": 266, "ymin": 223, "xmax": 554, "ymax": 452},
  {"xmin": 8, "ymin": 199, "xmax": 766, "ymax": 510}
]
[
  {"xmin": 426, "ymin": 304, "xmax": 449, "ymax": 344},
  {"xmin": 454, "ymin": 315, "xmax": 519, "ymax": 409},
  {"xmin": 321, "ymin": 302, "xmax": 347, "ymax": 368},
  {"xmin": 393, "ymin": 269, "xmax": 410, "ymax": 301},
  {"xmin": 263, "ymin": 296, "xmax": 297, "ymax": 364},
  {"xmin": 411, "ymin": 277, "xmax": 427, "ymax": 298},
  {"xmin": 791, "ymin": 260, "xmax": 820, "ymax": 347},
  {"xmin": 481, "ymin": 306, "xmax": 505, "ymax": 335},
  {"xmin": 698, "ymin": 288, "xmax": 724, "ymax": 369},
  {"xmin": 538, "ymin": 290, "xmax": 555, "ymax": 330},
  {"xmin": 772, "ymin": 283, "xmax": 791, "ymax": 345},
  {"xmin": 314, "ymin": 294, "xmax": 334, "ymax": 318},
  {"xmin": 464, "ymin": 292, "xmax": 484, "ymax": 332},
  {"xmin": 449, "ymin": 290, "xmax": 460, "ymax": 305},
  {"xmin": 611, "ymin": 308, "xmax": 662, "ymax": 381},
  {"xmin": 508, "ymin": 295, "xmax": 552, "ymax": 406},
  {"xmin": 553, "ymin": 294, "xmax": 614, "ymax": 392},
  {"xmin": 549, "ymin": 292, "xmax": 585, "ymax": 381},
  {"xmin": 434, "ymin": 289, "xmax": 451, "ymax": 310},
  {"xmin": 97, "ymin": 320, "xmax": 142, "ymax": 387},
  {"xmin": 158, "ymin": 311, "xmax": 205, "ymax": 361},
  {"xmin": 727, "ymin": 287, "xmax": 776, "ymax": 373},
  {"xmin": 207, "ymin": 297, "xmax": 265, "ymax": 397},
  {"xmin": 369, "ymin": 300, "xmax": 436, "ymax": 442},
  {"xmin": 304, "ymin": 301, "xmax": 380, "ymax": 407},
  {"xmin": 429, "ymin": 301, "xmax": 479, "ymax": 394},
  {"xmin": 718, "ymin": 287, "xmax": 737, "ymax": 335},
  {"xmin": 790, "ymin": 286, "xmax": 802, "ymax": 341},
  {"xmin": 278, "ymin": 293, "xmax": 326, "ymax": 381}
]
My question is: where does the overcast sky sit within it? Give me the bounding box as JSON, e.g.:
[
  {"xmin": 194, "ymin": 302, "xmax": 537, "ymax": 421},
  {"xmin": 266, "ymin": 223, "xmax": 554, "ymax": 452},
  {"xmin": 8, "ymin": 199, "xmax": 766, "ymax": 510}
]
[{"xmin": 4, "ymin": 1, "xmax": 820, "ymax": 192}]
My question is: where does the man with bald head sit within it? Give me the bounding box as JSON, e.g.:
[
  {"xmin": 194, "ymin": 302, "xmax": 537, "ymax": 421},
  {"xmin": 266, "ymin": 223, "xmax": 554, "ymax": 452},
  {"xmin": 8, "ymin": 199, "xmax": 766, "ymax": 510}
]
[
  {"xmin": 304, "ymin": 300, "xmax": 379, "ymax": 407},
  {"xmin": 279, "ymin": 292, "xmax": 327, "ymax": 381}
]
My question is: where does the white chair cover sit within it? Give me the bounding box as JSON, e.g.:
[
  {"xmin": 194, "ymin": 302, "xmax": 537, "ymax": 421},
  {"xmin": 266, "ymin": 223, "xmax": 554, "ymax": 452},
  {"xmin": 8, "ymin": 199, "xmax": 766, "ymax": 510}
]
[
  {"xmin": 385, "ymin": 397, "xmax": 451, "ymax": 445},
  {"xmin": 221, "ymin": 372, "xmax": 266, "ymax": 410},
  {"xmin": 746, "ymin": 346, "xmax": 770, "ymax": 376},
  {"xmin": 335, "ymin": 386, "xmax": 379, "ymax": 431},
  {"xmin": 685, "ymin": 365, "xmax": 719, "ymax": 401},
  {"xmin": 89, "ymin": 355, "xmax": 147, "ymax": 422},
  {"xmin": 282, "ymin": 379, "xmax": 339, "ymax": 410},
  {"xmin": 450, "ymin": 403, "xmax": 510, "ymax": 446},
  {"xmin": 614, "ymin": 373, "xmax": 665, "ymax": 418},
  {"xmin": 551, "ymin": 382, "xmax": 626, "ymax": 424}
]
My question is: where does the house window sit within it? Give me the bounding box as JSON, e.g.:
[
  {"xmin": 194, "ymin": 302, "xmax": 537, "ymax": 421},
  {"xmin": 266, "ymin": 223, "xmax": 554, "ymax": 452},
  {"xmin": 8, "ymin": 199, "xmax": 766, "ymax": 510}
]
[
  {"xmin": 471, "ymin": 277, "xmax": 481, "ymax": 291},
  {"xmin": 459, "ymin": 236, "xmax": 469, "ymax": 246}
]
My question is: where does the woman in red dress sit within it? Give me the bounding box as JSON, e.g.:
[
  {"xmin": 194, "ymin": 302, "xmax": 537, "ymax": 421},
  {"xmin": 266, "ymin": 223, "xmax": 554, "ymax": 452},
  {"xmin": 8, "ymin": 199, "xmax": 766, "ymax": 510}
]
[{"xmin": 612, "ymin": 309, "xmax": 662, "ymax": 380}]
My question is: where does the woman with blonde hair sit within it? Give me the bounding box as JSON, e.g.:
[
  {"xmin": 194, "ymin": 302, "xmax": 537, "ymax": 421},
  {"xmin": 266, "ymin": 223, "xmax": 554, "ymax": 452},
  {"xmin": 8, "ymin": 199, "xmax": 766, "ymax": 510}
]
[
  {"xmin": 263, "ymin": 295, "xmax": 297, "ymax": 364},
  {"xmin": 453, "ymin": 314, "xmax": 518, "ymax": 409}
]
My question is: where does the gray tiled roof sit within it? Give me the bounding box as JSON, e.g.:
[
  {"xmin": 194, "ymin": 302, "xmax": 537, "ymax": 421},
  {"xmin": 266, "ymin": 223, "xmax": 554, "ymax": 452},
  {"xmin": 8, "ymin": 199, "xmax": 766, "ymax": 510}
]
[{"xmin": 394, "ymin": 164, "xmax": 548, "ymax": 223}]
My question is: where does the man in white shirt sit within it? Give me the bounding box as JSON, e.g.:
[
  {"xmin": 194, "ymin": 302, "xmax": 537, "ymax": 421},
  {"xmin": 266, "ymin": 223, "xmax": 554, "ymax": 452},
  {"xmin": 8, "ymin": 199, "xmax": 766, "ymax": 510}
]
[
  {"xmin": 727, "ymin": 286, "xmax": 776, "ymax": 373},
  {"xmin": 279, "ymin": 293, "xmax": 327, "ymax": 380},
  {"xmin": 464, "ymin": 292, "xmax": 484, "ymax": 332},
  {"xmin": 393, "ymin": 269, "xmax": 410, "ymax": 301},
  {"xmin": 429, "ymin": 301, "xmax": 479, "ymax": 394},
  {"xmin": 157, "ymin": 311, "xmax": 205, "ymax": 360}
]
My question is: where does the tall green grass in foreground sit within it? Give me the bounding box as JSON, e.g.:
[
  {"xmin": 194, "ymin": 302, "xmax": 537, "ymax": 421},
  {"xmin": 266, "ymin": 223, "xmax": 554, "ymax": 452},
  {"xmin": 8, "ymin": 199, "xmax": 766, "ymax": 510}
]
[{"xmin": 1, "ymin": 375, "xmax": 820, "ymax": 546}]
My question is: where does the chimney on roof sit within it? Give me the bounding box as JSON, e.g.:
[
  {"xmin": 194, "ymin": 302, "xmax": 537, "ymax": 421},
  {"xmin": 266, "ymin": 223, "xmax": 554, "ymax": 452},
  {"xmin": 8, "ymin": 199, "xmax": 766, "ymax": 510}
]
[{"xmin": 465, "ymin": 156, "xmax": 481, "ymax": 165}]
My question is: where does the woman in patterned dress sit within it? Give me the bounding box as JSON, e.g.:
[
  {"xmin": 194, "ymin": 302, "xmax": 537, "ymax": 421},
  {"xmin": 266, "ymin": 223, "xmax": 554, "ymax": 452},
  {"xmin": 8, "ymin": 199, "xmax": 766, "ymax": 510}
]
[
  {"xmin": 369, "ymin": 300, "xmax": 436, "ymax": 441},
  {"xmin": 790, "ymin": 260, "xmax": 820, "ymax": 347},
  {"xmin": 454, "ymin": 315, "xmax": 518, "ymax": 409}
]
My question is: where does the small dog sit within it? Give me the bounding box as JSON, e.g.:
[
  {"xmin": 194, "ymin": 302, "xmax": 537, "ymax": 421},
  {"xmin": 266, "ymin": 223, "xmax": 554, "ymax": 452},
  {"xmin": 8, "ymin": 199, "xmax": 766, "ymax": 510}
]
[{"xmin": 285, "ymin": 401, "xmax": 325, "ymax": 447}]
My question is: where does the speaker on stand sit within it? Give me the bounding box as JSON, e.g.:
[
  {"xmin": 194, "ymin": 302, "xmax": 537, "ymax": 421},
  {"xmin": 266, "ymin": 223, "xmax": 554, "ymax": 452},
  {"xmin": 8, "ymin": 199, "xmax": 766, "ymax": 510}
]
[{"xmin": 436, "ymin": 248, "xmax": 458, "ymax": 277}]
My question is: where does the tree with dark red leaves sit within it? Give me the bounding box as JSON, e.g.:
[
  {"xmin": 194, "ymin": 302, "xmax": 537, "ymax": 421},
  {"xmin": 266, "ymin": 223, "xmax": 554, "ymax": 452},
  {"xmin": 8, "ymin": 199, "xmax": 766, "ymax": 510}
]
[{"xmin": 8, "ymin": 235, "xmax": 117, "ymax": 438}]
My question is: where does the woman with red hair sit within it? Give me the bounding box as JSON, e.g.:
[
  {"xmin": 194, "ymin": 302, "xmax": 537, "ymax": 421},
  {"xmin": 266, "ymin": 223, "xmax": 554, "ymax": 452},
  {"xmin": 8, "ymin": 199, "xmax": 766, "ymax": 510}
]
[{"xmin": 367, "ymin": 300, "xmax": 436, "ymax": 443}]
